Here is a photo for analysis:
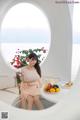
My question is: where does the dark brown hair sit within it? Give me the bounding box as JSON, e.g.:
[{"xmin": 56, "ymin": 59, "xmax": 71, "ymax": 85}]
[{"xmin": 28, "ymin": 52, "xmax": 41, "ymax": 77}]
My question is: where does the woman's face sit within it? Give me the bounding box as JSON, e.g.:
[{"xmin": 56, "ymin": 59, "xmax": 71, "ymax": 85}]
[{"xmin": 29, "ymin": 58, "xmax": 37, "ymax": 66}]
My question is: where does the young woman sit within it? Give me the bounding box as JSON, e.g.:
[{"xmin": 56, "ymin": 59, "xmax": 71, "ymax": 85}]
[{"xmin": 20, "ymin": 52, "xmax": 44, "ymax": 110}]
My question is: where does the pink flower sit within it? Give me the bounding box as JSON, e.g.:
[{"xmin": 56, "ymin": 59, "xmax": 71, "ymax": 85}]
[
  {"xmin": 43, "ymin": 50, "xmax": 46, "ymax": 53},
  {"xmin": 41, "ymin": 47, "xmax": 44, "ymax": 51}
]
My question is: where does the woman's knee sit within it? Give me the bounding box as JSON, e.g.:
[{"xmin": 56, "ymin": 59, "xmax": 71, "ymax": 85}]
[
  {"xmin": 33, "ymin": 96, "xmax": 40, "ymax": 103},
  {"xmin": 27, "ymin": 95, "xmax": 33, "ymax": 103}
]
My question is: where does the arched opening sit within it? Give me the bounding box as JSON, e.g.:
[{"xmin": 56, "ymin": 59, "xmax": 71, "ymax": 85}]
[
  {"xmin": 72, "ymin": 4, "xmax": 80, "ymax": 81},
  {"xmin": 1, "ymin": 3, "xmax": 51, "ymax": 71}
]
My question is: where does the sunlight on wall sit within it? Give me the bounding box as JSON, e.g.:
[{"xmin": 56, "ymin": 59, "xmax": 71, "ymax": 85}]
[{"xmin": 72, "ymin": 3, "xmax": 80, "ymax": 80}]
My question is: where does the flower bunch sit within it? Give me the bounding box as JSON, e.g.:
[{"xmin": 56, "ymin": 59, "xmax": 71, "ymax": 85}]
[{"xmin": 10, "ymin": 47, "xmax": 47, "ymax": 68}]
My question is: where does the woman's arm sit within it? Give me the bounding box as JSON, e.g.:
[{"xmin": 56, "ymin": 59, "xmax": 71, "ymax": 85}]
[{"xmin": 38, "ymin": 78, "xmax": 43, "ymax": 87}]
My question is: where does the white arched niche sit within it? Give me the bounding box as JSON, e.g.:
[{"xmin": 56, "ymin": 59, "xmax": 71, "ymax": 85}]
[
  {"xmin": 0, "ymin": 0, "xmax": 72, "ymax": 83},
  {"xmin": 71, "ymin": 3, "xmax": 80, "ymax": 82},
  {"xmin": 0, "ymin": 3, "xmax": 51, "ymax": 71}
]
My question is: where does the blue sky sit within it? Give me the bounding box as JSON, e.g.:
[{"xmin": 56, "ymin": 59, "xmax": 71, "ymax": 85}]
[
  {"xmin": 1, "ymin": 3, "xmax": 51, "ymax": 44},
  {"xmin": 0, "ymin": 29, "xmax": 50, "ymax": 43},
  {"xmin": 1, "ymin": 30, "xmax": 79, "ymax": 44}
]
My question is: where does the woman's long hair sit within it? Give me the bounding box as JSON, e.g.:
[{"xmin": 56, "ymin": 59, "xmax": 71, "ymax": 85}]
[{"xmin": 28, "ymin": 52, "xmax": 41, "ymax": 77}]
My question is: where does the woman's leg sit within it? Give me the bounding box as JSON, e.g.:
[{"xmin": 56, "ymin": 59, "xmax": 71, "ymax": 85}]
[
  {"xmin": 20, "ymin": 94, "xmax": 27, "ymax": 109},
  {"xmin": 33, "ymin": 95, "xmax": 44, "ymax": 110},
  {"xmin": 27, "ymin": 95, "xmax": 34, "ymax": 110}
]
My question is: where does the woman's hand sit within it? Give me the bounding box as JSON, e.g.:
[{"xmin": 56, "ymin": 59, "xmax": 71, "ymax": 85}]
[
  {"xmin": 24, "ymin": 80, "xmax": 39, "ymax": 87},
  {"xmin": 25, "ymin": 80, "xmax": 38, "ymax": 83}
]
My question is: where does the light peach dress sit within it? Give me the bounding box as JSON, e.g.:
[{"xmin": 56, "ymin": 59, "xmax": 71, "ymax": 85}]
[{"xmin": 20, "ymin": 66, "xmax": 42, "ymax": 98}]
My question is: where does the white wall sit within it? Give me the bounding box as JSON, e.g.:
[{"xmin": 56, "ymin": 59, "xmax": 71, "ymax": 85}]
[{"xmin": 0, "ymin": 0, "xmax": 72, "ymax": 88}]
